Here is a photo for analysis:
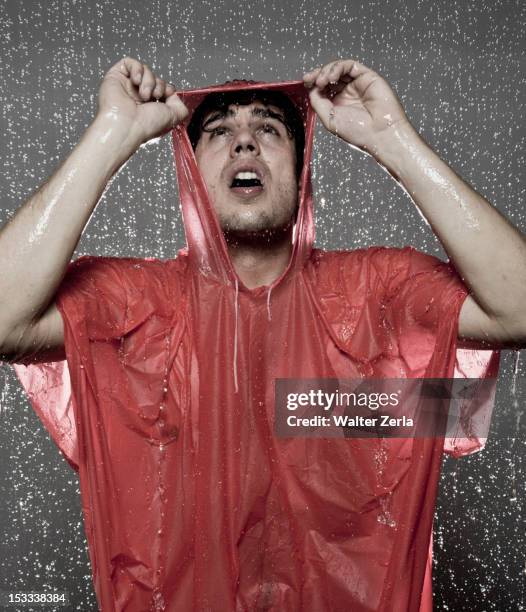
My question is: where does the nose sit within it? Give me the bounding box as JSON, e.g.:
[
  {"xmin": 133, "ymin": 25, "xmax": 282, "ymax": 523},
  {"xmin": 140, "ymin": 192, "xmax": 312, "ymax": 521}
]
[{"xmin": 230, "ymin": 127, "xmax": 260, "ymax": 158}]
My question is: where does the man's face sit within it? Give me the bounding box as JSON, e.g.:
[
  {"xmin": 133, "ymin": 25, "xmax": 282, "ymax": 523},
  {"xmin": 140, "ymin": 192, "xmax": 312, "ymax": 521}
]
[{"xmin": 194, "ymin": 101, "xmax": 299, "ymax": 239}]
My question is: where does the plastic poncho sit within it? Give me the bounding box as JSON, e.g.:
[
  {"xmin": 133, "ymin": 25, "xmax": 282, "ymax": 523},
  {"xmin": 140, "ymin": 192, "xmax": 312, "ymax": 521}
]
[{"xmin": 14, "ymin": 80, "xmax": 499, "ymax": 611}]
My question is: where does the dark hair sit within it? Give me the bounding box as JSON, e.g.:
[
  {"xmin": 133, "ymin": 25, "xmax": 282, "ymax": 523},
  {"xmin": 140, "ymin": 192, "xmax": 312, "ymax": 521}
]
[{"xmin": 187, "ymin": 83, "xmax": 305, "ymax": 178}]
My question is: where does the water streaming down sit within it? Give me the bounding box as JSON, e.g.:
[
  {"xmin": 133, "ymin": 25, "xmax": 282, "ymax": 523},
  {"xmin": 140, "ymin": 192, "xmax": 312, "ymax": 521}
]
[
  {"xmin": 511, "ymin": 350, "xmax": 521, "ymax": 397},
  {"xmin": 389, "ymin": 126, "xmax": 482, "ymax": 231},
  {"xmin": 0, "ymin": 0, "xmax": 524, "ymax": 610},
  {"xmin": 374, "ymin": 439, "xmax": 397, "ymax": 529},
  {"xmin": 0, "ymin": 365, "xmax": 9, "ymax": 419}
]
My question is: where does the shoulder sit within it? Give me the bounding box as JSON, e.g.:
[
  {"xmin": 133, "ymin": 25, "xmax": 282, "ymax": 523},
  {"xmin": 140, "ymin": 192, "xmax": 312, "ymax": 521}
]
[
  {"xmin": 308, "ymin": 246, "xmax": 412, "ymax": 292},
  {"xmin": 307, "ymin": 246, "xmax": 461, "ymax": 304},
  {"xmin": 310, "ymin": 245, "xmax": 448, "ymax": 267},
  {"xmin": 309, "ymin": 245, "xmax": 415, "ymax": 269},
  {"xmin": 64, "ymin": 254, "xmax": 187, "ymax": 286},
  {"xmin": 60, "ymin": 255, "xmax": 188, "ymax": 311},
  {"xmin": 56, "ymin": 254, "xmax": 189, "ymax": 340},
  {"xmin": 310, "ymin": 245, "xmax": 452, "ymax": 277}
]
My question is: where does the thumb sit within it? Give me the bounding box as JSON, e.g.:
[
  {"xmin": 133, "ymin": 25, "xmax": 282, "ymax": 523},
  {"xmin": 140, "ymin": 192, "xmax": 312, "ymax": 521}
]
[
  {"xmin": 165, "ymin": 92, "xmax": 189, "ymax": 127},
  {"xmin": 308, "ymin": 87, "xmax": 335, "ymax": 132}
]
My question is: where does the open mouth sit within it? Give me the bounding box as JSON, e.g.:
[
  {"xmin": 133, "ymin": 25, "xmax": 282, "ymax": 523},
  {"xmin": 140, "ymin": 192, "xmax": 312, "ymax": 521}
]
[{"xmin": 229, "ymin": 170, "xmax": 264, "ymax": 196}]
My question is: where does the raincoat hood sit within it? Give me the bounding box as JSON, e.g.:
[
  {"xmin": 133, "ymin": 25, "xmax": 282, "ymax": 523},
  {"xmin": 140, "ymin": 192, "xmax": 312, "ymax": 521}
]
[{"xmin": 172, "ymin": 79, "xmax": 316, "ymax": 287}]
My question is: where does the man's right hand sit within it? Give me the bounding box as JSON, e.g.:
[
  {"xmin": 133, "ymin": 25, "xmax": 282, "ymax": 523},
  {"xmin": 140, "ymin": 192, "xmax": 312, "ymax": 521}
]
[{"xmin": 96, "ymin": 57, "xmax": 189, "ymax": 151}]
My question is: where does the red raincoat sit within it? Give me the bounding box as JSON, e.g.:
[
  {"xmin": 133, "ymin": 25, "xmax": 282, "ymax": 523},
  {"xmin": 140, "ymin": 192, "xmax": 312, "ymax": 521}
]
[{"xmin": 14, "ymin": 80, "xmax": 499, "ymax": 611}]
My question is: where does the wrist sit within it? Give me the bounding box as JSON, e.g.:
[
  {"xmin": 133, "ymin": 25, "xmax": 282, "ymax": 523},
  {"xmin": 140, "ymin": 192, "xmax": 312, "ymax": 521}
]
[
  {"xmin": 370, "ymin": 119, "xmax": 424, "ymax": 180},
  {"xmin": 88, "ymin": 112, "xmax": 142, "ymax": 169}
]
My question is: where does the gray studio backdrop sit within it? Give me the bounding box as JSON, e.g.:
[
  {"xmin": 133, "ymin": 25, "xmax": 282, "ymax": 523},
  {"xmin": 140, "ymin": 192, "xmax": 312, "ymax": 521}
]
[{"xmin": 1, "ymin": 0, "xmax": 524, "ymax": 610}]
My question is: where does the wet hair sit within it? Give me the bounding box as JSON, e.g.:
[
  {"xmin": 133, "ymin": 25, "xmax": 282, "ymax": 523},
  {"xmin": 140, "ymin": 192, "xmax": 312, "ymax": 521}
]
[{"xmin": 187, "ymin": 82, "xmax": 305, "ymax": 178}]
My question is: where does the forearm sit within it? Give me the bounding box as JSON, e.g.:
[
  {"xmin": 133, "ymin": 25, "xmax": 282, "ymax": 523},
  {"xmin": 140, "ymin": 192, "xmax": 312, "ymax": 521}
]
[
  {"xmin": 373, "ymin": 121, "xmax": 526, "ymax": 324},
  {"xmin": 0, "ymin": 114, "xmax": 136, "ymax": 335}
]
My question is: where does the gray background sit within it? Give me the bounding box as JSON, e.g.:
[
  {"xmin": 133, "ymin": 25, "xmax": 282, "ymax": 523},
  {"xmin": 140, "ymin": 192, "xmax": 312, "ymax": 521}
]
[{"xmin": 0, "ymin": 0, "xmax": 524, "ymax": 609}]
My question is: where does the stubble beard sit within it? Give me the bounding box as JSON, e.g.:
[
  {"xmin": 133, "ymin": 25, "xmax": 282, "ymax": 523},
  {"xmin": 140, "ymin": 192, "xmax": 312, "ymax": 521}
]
[{"xmin": 218, "ymin": 184, "xmax": 299, "ymax": 246}]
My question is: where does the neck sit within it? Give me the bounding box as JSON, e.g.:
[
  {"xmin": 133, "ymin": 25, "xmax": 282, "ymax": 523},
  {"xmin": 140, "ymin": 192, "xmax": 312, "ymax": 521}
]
[{"xmin": 224, "ymin": 226, "xmax": 293, "ymax": 289}]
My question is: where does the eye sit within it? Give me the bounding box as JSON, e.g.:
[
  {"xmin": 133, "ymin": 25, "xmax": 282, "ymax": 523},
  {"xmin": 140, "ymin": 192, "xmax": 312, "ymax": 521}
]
[
  {"xmin": 210, "ymin": 126, "xmax": 230, "ymax": 138},
  {"xmin": 259, "ymin": 123, "xmax": 279, "ymax": 136}
]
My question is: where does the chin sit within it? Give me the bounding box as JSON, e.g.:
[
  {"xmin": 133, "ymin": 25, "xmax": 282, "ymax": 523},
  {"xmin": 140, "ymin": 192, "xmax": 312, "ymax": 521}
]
[{"xmin": 220, "ymin": 213, "xmax": 295, "ymax": 245}]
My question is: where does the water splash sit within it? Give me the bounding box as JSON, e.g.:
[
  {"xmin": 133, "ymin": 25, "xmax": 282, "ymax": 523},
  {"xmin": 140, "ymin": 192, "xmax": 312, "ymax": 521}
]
[
  {"xmin": 151, "ymin": 588, "xmax": 166, "ymax": 611},
  {"xmin": 377, "ymin": 493, "xmax": 397, "ymax": 528}
]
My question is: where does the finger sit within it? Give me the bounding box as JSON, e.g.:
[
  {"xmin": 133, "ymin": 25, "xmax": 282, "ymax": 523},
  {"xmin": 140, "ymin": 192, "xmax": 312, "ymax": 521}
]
[
  {"xmin": 164, "ymin": 92, "xmax": 190, "ymax": 126},
  {"xmin": 328, "ymin": 60, "xmax": 357, "ymax": 85},
  {"xmin": 348, "ymin": 71, "xmax": 381, "ymax": 98},
  {"xmin": 138, "ymin": 65, "xmax": 157, "ymax": 101},
  {"xmin": 109, "ymin": 57, "xmax": 144, "ymax": 88},
  {"xmin": 152, "ymin": 77, "xmax": 166, "ymax": 100},
  {"xmin": 321, "ymin": 59, "xmax": 340, "ymax": 74},
  {"xmin": 117, "ymin": 59, "xmax": 130, "ymax": 77},
  {"xmin": 347, "ymin": 60, "xmax": 376, "ymax": 83},
  {"xmin": 316, "ymin": 60, "xmax": 343, "ymax": 87},
  {"xmin": 117, "ymin": 57, "xmax": 144, "ymax": 86},
  {"xmin": 317, "ymin": 59, "xmax": 356, "ymax": 89},
  {"xmin": 317, "ymin": 59, "xmax": 371, "ymax": 90},
  {"xmin": 308, "ymin": 87, "xmax": 335, "ymax": 132},
  {"xmin": 303, "ymin": 67, "xmax": 323, "ymax": 88},
  {"xmin": 113, "ymin": 56, "xmax": 137, "ymax": 76},
  {"xmin": 324, "ymin": 76, "xmax": 352, "ymax": 98}
]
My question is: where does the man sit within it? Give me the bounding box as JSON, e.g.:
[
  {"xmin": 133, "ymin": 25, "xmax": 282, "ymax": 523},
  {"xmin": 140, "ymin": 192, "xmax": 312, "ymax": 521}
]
[{"xmin": 0, "ymin": 57, "xmax": 524, "ymax": 611}]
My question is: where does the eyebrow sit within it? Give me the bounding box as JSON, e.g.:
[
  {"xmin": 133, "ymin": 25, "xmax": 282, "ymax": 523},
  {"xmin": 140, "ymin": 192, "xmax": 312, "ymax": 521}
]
[
  {"xmin": 202, "ymin": 107, "xmax": 287, "ymax": 130},
  {"xmin": 251, "ymin": 107, "xmax": 286, "ymax": 125}
]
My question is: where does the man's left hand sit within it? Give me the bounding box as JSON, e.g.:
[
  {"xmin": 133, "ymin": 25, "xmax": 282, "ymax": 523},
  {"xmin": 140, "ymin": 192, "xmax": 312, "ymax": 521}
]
[{"xmin": 303, "ymin": 59, "xmax": 411, "ymax": 155}]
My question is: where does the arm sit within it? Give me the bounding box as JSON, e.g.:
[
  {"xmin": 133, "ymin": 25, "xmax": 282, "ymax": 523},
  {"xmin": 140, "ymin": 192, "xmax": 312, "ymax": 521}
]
[
  {"xmin": 304, "ymin": 59, "xmax": 526, "ymax": 348},
  {"xmin": 0, "ymin": 57, "xmax": 188, "ymax": 362}
]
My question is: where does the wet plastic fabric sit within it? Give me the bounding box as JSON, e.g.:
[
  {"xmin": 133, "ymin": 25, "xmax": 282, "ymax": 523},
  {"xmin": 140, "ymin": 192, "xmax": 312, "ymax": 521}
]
[{"xmin": 13, "ymin": 80, "xmax": 499, "ymax": 611}]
